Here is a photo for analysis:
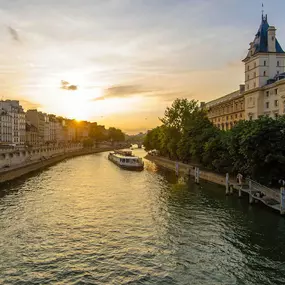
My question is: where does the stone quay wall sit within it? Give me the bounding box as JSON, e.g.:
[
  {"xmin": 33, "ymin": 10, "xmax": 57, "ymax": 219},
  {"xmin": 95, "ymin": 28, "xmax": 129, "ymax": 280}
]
[
  {"xmin": 145, "ymin": 154, "xmax": 227, "ymax": 186},
  {"xmin": 0, "ymin": 146, "xmax": 115, "ymax": 184}
]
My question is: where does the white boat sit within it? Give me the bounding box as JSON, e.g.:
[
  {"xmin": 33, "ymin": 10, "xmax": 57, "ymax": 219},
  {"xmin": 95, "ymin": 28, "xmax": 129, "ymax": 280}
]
[{"xmin": 108, "ymin": 150, "xmax": 144, "ymax": 171}]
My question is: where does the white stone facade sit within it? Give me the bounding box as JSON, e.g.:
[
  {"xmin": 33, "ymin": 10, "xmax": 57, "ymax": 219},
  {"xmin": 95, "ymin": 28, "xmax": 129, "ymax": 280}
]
[
  {"xmin": 0, "ymin": 100, "xmax": 25, "ymax": 146},
  {"xmin": 206, "ymin": 14, "xmax": 285, "ymax": 125}
]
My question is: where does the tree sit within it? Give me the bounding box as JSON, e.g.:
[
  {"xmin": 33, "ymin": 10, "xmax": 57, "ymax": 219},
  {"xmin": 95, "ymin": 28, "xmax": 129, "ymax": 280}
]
[
  {"xmin": 89, "ymin": 124, "xmax": 107, "ymax": 146},
  {"xmin": 160, "ymin": 98, "xmax": 198, "ymax": 131},
  {"xmin": 228, "ymin": 116, "xmax": 285, "ymax": 185},
  {"xmin": 108, "ymin": 127, "xmax": 125, "ymax": 143}
]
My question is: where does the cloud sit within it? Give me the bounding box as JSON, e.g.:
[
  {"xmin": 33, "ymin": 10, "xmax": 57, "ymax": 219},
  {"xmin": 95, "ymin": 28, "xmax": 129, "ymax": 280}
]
[
  {"xmin": 93, "ymin": 84, "xmax": 152, "ymax": 101},
  {"xmin": 60, "ymin": 80, "xmax": 78, "ymax": 91},
  {"xmin": 92, "ymin": 83, "xmax": 195, "ymax": 104},
  {"xmin": 7, "ymin": 26, "xmax": 20, "ymax": 42}
]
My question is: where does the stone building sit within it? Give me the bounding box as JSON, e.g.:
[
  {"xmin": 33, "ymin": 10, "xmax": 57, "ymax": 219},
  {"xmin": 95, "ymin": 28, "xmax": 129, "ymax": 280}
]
[
  {"xmin": 26, "ymin": 123, "xmax": 39, "ymax": 146},
  {"xmin": 26, "ymin": 110, "xmax": 45, "ymax": 144},
  {"xmin": 205, "ymin": 13, "xmax": 285, "ymax": 127},
  {"xmin": 0, "ymin": 100, "xmax": 25, "ymax": 145},
  {"xmin": 206, "ymin": 85, "xmax": 245, "ymax": 130},
  {"xmin": 243, "ymin": 14, "xmax": 285, "ymax": 120}
]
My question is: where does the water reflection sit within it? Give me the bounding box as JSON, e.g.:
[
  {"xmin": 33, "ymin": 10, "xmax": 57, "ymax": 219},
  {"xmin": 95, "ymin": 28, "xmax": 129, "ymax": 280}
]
[{"xmin": 0, "ymin": 150, "xmax": 285, "ymax": 284}]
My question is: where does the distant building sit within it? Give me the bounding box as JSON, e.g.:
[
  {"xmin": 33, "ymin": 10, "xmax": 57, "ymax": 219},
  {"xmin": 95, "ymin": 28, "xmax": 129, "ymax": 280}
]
[
  {"xmin": 26, "ymin": 123, "xmax": 39, "ymax": 146},
  {"xmin": 0, "ymin": 100, "xmax": 25, "ymax": 145},
  {"xmin": 55, "ymin": 117, "xmax": 66, "ymax": 144},
  {"xmin": 26, "ymin": 110, "xmax": 45, "ymax": 144}
]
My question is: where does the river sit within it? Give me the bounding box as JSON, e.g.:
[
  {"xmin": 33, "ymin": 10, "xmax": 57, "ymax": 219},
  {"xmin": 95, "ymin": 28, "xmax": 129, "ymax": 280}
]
[{"xmin": 0, "ymin": 150, "xmax": 285, "ymax": 285}]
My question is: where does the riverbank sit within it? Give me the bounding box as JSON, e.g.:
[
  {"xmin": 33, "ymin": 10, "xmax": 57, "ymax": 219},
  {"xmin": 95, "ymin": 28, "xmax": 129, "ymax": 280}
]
[
  {"xmin": 0, "ymin": 146, "xmax": 116, "ymax": 184},
  {"xmin": 145, "ymin": 154, "xmax": 227, "ymax": 185},
  {"xmin": 145, "ymin": 154, "xmax": 283, "ymax": 214}
]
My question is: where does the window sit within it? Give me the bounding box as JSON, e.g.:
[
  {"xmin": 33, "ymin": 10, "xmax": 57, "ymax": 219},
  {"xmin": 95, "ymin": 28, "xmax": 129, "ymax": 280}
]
[
  {"xmin": 264, "ymin": 71, "xmax": 266, "ymax": 76},
  {"xmin": 235, "ymin": 114, "xmax": 238, "ymax": 119},
  {"xmin": 275, "ymin": 89, "xmax": 278, "ymax": 95},
  {"xmin": 249, "ymin": 115, "xmax": 253, "ymax": 120},
  {"xmin": 264, "ymin": 60, "xmax": 266, "ymax": 66},
  {"xmin": 275, "ymin": 113, "xmax": 279, "ymax": 119},
  {"xmin": 272, "ymin": 36, "xmax": 274, "ymax": 41},
  {"xmin": 247, "ymin": 84, "xmax": 249, "ymax": 90},
  {"xmin": 254, "ymin": 72, "xmax": 256, "ymax": 77},
  {"xmin": 247, "ymin": 65, "xmax": 250, "ymax": 71},
  {"xmin": 254, "ymin": 82, "xmax": 256, "ymax": 88},
  {"xmin": 277, "ymin": 71, "xmax": 280, "ymax": 75},
  {"xmin": 275, "ymin": 100, "xmax": 279, "ymax": 107},
  {"xmin": 266, "ymin": 102, "xmax": 270, "ymax": 109},
  {"xmin": 266, "ymin": 91, "xmax": 269, "ymax": 97},
  {"xmin": 247, "ymin": 74, "xmax": 250, "ymax": 80},
  {"xmin": 277, "ymin": 61, "xmax": 280, "ymax": 67},
  {"xmin": 254, "ymin": 62, "xmax": 256, "ymax": 68},
  {"xmin": 240, "ymin": 113, "xmax": 242, "ymax": 118}
]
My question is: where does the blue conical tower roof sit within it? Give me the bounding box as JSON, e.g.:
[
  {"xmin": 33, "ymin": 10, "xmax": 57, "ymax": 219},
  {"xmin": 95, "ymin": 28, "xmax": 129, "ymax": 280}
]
[{"xmin": 244, "ymin": 15, "xmax": 284, "ymax": 61}]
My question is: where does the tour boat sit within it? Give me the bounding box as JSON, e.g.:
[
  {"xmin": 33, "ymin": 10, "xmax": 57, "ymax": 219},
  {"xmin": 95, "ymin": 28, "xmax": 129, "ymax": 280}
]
[{"xmin": 108, "ymin": 150, "xmax": 144, "ymax": 171}]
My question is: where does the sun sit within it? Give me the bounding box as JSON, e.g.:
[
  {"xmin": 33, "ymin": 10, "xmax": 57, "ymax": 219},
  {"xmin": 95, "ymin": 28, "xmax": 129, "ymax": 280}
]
[{"xmin": 55, "ymin": 87, "xmax": 103, "ymax": 121}]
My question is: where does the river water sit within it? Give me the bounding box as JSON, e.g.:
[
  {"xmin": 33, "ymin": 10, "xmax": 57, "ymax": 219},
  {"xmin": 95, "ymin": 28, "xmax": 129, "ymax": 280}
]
[{"xmin": 0, "ymin": 150, "xmax": 285, "ymax": 285}]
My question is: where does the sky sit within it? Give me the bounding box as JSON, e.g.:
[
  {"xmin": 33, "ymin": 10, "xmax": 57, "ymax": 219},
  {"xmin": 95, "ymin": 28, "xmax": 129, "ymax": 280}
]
[{"xmin": 1, "ymin": 0, "xmax": 285, "ymax": 134}]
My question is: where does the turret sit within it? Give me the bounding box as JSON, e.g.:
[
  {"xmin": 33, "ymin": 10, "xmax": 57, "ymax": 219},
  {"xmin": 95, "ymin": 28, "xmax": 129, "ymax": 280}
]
[{"xmin": 268, "ymin": 26, "xmax": 276, "ymax": 52}]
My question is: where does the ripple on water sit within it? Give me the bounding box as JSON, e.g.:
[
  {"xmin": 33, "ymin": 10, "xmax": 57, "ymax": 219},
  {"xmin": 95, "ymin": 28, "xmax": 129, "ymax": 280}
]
[{"xmin": 1, "ymin": 151, "xmax": 285, "ymax": 285}]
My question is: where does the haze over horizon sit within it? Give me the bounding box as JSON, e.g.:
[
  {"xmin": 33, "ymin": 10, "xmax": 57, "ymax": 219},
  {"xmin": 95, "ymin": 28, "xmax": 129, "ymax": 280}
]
[{"xmin": 1, "ymin": 0, "xmax": 285, "ymax": 134}]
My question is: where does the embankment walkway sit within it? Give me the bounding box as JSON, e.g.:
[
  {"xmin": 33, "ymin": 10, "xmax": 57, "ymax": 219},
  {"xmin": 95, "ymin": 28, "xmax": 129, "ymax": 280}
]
[{"xmin": 145, "ymin": 154, "xmax": 284, "ymax": 215}]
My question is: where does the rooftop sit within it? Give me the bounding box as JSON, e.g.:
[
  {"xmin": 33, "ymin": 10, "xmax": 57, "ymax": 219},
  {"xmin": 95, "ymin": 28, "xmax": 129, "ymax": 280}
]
[
  {"xmin": 205, "ymin": 89, "xmax": 243, "ymax": 108},
  {"xmin": 244, "ymin": 14, "xmax": 284, "ymax": 61}
]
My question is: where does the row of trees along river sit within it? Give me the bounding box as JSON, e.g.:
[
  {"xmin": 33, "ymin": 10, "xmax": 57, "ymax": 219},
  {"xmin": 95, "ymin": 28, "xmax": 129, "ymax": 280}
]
[
  {"xmin": 83, "ymin": 126, "xmax": 125, "ymax": 148},
  {"xmin": 144, "ymin": 98, "xmax": 285, "ymax": 187}
]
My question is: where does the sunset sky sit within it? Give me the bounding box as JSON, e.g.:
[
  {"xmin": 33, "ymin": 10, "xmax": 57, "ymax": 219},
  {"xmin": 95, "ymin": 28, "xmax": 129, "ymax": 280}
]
[{"xmin": 1, "ymin": 0, "xmax": 285, "ymax": 133}]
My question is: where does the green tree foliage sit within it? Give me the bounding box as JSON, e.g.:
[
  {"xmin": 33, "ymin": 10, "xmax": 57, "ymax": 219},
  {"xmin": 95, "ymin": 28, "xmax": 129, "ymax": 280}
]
[
  {"xmin": 108, "ymin": 127, "xmax": 125, "ymax": 143},
  {"xmin": 89, "ymin": 125, "xmax": 107, "ymax": 143},
  {"xmin": 144, "ymin": 98, "xmax": 285, "ymax": 185}
]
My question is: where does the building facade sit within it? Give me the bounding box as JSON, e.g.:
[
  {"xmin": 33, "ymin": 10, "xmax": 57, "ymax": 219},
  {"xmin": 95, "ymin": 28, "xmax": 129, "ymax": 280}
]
[
  {"xmin": 26, "ymin": 110, "xmax": 45, "ymax": 144},
  {"xmin": 0, "ymin": 100, "xmax": 25, "ymax": 145},
  {"xmin": 243, "ymin": 14, "xmax": 285, "ymax": 120},
  {"xmin": 206, "ymin": 86, "xmax": 245, "ymax": 130},
  {"xmin": 206, "ymin": 13, "xmax": 285, "ymax": 127},
  {"xmin": 26, "ymin": 123, "xmax": 39, "ymax": 146}
]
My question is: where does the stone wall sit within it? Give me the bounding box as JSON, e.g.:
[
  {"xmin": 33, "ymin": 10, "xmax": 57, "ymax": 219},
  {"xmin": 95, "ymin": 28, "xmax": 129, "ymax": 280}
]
[
  {"xmin": 145, "ymin": 154, "xmax": 226, "ymax": 186},
  {"xmin": 0, "ymin": 146, "xmax": 115, "ymax": 184},
  {"xmin": 0, "ymin": 145, "xmax": 82, "ymax": 169}
]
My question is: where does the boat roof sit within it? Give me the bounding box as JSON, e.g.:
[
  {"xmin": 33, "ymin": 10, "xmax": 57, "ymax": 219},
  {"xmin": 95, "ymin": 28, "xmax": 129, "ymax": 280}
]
[{"xmin": 112, "ymin": 153, "xmax": 140, "ymax": 159}]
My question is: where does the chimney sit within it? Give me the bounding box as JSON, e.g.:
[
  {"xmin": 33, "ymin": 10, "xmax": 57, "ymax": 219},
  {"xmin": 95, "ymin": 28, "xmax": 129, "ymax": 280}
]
[
  {"xmin": 268, "ymin": 26, "xmax": 276, "ymax": 52},
  {"xmin": 239, "ymin": 84, "xmax": 245, "ymax": 93}
]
